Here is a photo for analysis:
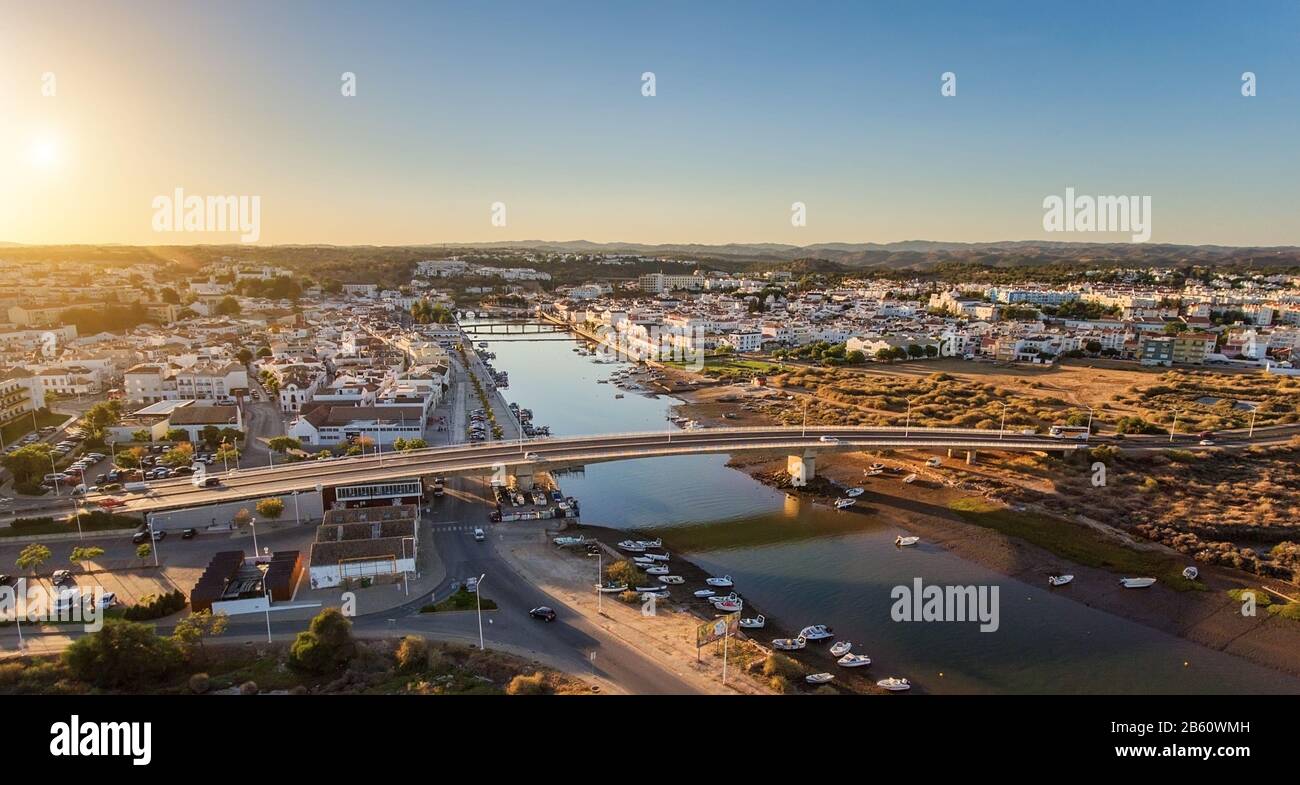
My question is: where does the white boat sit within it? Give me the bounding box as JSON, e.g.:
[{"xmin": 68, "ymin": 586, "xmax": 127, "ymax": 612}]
[
  {"xmin": 772, "ymin": 636, "xmax": 807, "ymax": 651},
  {"xmin": 844, "ymin": 487, "xmax": 864, "ymax": 497},
  {"xmin": 738, "ymin": 614, "xmax": 766, "ymax": 629},
  {"xmin": 709, "ymin": 592, "xmax": 741, "ymax": 605},
  {"xmin": 640, "ymin": 590, "xmax": 669, "ymax": 601},
  {"xmin": 805, "ymin": 673, "xmax": 834, "ymax": 685},
  {"xmin": 618, "ymin": 540, "xmax": 646, "ymax": 552},
  {"xmin": 595, "ymin": 582, "xmax": 628, "ymax": 593},
  {"xmin": 1048, "ymin": 574, "xmax": 1074, "ymax": 587},
  {"xmin": 829, "ymin": 640, "xmax": 852, "ymax": 657},
  {"xmin": 1120, "ymin": 577, "xmax": 1157, "ymax": 589},
  {"xmin": 869, "ymin": 463, "xmax": 885, "ymax": 471},
  {"xmin": 644, "ymin": 552, "xmax": 670, "ymax": 562},
  {"xmin": 644, "ymin": 565, "xmax": 669, "ymax": 575},
  {"xmin": 895, "ymin": 536, "xmax": 920, "ymax": 547},
  {"xmin": 863, "ymin": 469, "xmax": 884, "ymax": 476},
  {"xmin": 799, "ymin": 624, "xmax": 834, "ymax": 641},
  {"xmin": 902, "ymin": 473, "xmax": 918, "ymax": 484},
  {"xmin": 635, "ymin": 585, "xmax": 666, "ymax": 593},
  {"xmin": 632, "ymin": 556, "xmax": 655, "ymax": 565},
  {"xmin": 705, "ymin": 575, "xmax": 734, "ymax": 588},
  {"xmin": 834, "ymin": 499, "xmax": 856, "ymax": 510},
  {"xmin": 837, "ymin": 653, "xmax": 872, "ymax": 668},
  {"xmin": 657, "ymin": 575, "xmax": 685, "ymax": 585},
  {"xmin": 876, "ymin": 677, "xmax": 911, "ymax": 691},
  {"xmin": 635, "ymin": 538, "xmax": 663, "ymax": 549},
  {"xmin": 713, "ymin": 599, "xmax": 743, "ymax": 613},
  {"xmin": 552, "ymin": 535, "xmax": 586, "ymax": 547},
  {"xmin": 1182, "ymin": 566, "xmax": 1199, "ymax": 581},
  {"xmin": 694, "ymin": 589, "xmax": 716, "ymax": 598}
]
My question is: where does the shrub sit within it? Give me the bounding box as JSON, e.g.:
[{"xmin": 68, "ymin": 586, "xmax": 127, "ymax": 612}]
[
  {"xmin": 239, "ymin": 681, "xmax": 259, "ymax": 695},
  {"xmin": 395, "ymin": 636, "xmax": 429, "ymax": 672},
  {"xmin": 63, "ymin": 618, "xmax": 181, "ymax": 689},
  {"xmin": 289, "ymin": 608, "xmax": 355, "ymax": 674},
  {"xmin": 768, "ymin": 675, "xmax": 793, "ymax": 694},
  {"xmin": 506, "ymin": 672, "xmax": 551, "ymax": 695},
  {"xmin": 761, "ymin": 653, "xmax": 802, "ymax": 680},
  {"xmin": 189, "ymin": 673, "xmax": 210, "ymax": 694},
  {"xmin": 121, "ymin": 589, "xmax": 187, "ymax": 621}
]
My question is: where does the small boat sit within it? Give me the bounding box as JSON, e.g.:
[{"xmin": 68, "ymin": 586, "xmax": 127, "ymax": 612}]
[
  {"xmin": 709, "ymin": 592, "xmax": 741, "ymax": 605},
  {"xmin": 632, "ymin": 556, "xmax": 655, "ymax": 565},
  {"xmin": 644, "ymin": 565, "xmax": 669, "ymax": 575},
  {"xmin": 895, "ymin": 536, "xmax": 920, "ymax": 547},
  {"xmin": 713, "ymin": 599, "xmax": 743, "ymax": 613},
  {"xmin": 644, "ymin": 552, "xmax": 670, "ymax": 562},
  {"xmin": 864, "ymin": 469, "xmax": 884, "ymax": 476},
  {"xmin": 805, "ymin": 673, "xmax": 834, "ymax": 685},
  {"xmin": 694, "ymin": 589, "xmax": 716, "ymax": 598},
  {"xmin": 1048, "ymin": 575, "xmax": 1074, "ymax": 587},
  {"xmin": 837, "ymin": 653, "xmax": 872, "ymax": 668},
  {"xmin": 869, "ymin": 463, "xmax": 885, "ymax": 471},
  {"xmin": 640, "ymin": 590, "xmax": 669, "ymax": 601},
  {"xmin": 635, "ymin": 539, "xmax": 663, "ymax": 549},
  {"xmin": 635, "ymin": 585, "xmax": 666, "ymax": 593},
  {"xmin": 1120, "ymin": 577, "xmax": 1157, "ymax": 589},
  {"xmin": 876, "ymin": 677, "xmax": 911, "ymax": 692},
  {"xmin": 738, "ymin": 614, "xmax": 766, "ymax": 629},
  {"xmin": 657, "ymin": 575, "xmax": 685, "ymax": 585},
  {"xmin": 705, "ymin": 575, "xmax": 734, "ymax": 588},
  {"xmin": 618, "ymin": 540, "xmax": 646, "ymax": 552},
  {"xmin": 799, "ymin": 624, "xmax": 834, "ymax": 641},
  {"xmin": 829, "ymin": 641, "xmax": 852, "ymax": 657},
  {"xmin": 844, "ymin": 487, "xmax": 864, "ymax": 497},
  {"xmin": 614, "ymin": 393, "xmax": 624, "ymax": 399},
  {"xmin": 902, "ymin": 473, "xmax": 918, "ymax": 484},
  {"xmin": 834, "ymin": 499, "xmax": 856, "ymax": 510},
  {"xmin": 1182, "ymin": 566, "xmax": 1199, "ymax": 581},
  {"xmin": 595, "ymin": 582, "xmax": 628, "ymax": 593},
  {"xmin": 552, "ymin": 535, "xmax": 586, "ymax": 547},
  {"xmin": 772, "ymin": 636, "xmax": 807, "ymax": 651}
]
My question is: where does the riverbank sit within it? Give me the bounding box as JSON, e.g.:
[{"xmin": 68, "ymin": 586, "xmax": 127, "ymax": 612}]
[{"xmin": 667, "ymin": 380, "xmax": 1300, "ymax": 682}]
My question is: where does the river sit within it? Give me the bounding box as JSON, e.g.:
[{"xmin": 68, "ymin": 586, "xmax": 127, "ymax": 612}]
[{"xmin": 472, "ymin": 323, "xmax": 1300, "ymax": 694}]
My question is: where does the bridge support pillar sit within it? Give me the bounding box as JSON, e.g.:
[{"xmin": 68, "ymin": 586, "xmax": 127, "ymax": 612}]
[
  {"xmin": 966, "ymin": 450, "xmax": 978, "ymax": 465},
  {"xmin": 947, "ymin": 448, "xmax": 955, "ymax": 458},
  {"xmin": 512, "ymin": 467, "xmax": 534, "ymax": 488},
  {"xmin": 787, "ymin": 450, "xmax": 816, "ymax": 487}
]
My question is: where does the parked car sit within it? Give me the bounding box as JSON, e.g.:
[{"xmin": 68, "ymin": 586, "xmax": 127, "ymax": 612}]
[
  {"xmin": 51, "ymin": 569, "xmax": 73, "ymax": 586},
  {"xmin": 131, "ymin": 528, "xmax": 165, "ymax": 544},
  {"xmin": 529, "ymin": 606, "xmax": 557, "ymax": 622}
]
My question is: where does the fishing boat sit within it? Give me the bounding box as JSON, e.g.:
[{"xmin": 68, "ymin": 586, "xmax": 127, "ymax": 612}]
[
  {"xmin": 805, "ymin": 673, "xmax": 834, "ymax": 685},
  {"xmin": 644, "ymin": 565, "xmax": 670, "ymax": 575},
  {"xmin": 1120, "ymin": 577, "xmax": 1157, "ymax": 589},
  {"xmin": 772, "ymin": 636, "xmax": 807, "ymax": 651},
  {"xmin": 694, "ymin": 589, "xmax": 716, "ymax": 598},
  {"xmin": 876, "ymin": 677, "xmax": 911, "ymax": 692},
  {"xmin": 844, "ymin": 487, "xmax": 865, "ymax": 497},
  {"xmin": 640, "ymin": 590, "xmax": 669, "ymax": 601},
  {"xmin": 869, "ymin": 463, "xmax": 885, "ymax": 471},
  {"xmin": 834, "ymin": 499, "xmax": 856, "ymax": 510},
  {"xmin": 829, "ymin": 641, "xmax": 852, "ymax": 657},
  {"xmin": 902, "ymin": 473, "xmax": 918, "ymax": 484},
  {"xmin": 632, "ymin": 556, "xmax": 655, "ymax": 566},
  {"xmin": 635, "ymin": 539, "xmax": 663, "ymax": 549},
  {"xmin": 713, "ymin": 598, "xmax": 743, "ymax": 613},
  {"xmin": 595, "ymin": 582, "xmax": 628, "ymax": 593},
  {"xmin": 895, "ymin": 536, "xmax": 920, "ymax": 547},
  {"xmin": 618, "ymin": 540, "xmax": 646, "ymax": 552},
  {"xmin": 738, "ymin": 614, "xmax": 766, "ymax": 629},
  {"xmin": 705, "ymin": 575, "xmax": 734, "ymax": 588},
  {"xmin": 657, "ymin": 575, "xmax": 685, "ymax": 585},
  {"xmin": 1048, "ymin": 575, "xmax": 1074, "ymax": 587},
  {"xmin": 614, "ymin": 393, "xmax": 624, "ymax": 399},
  {"xmin": 837, "ymin": 653, "xmax": 872, "ymax": 668},
  {"xmin": 799, "ymin": 624, "xmax": 834, "ymax": 641},
  {"xmin": 1182, "ymin": 566, "xmax": 1199, "ymax": 581}
]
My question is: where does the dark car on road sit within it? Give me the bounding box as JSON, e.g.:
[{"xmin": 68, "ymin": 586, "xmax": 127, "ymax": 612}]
[
  {"xmin": 132, "ymin": 528, "xmax": 166, "ymax": 544},
  {"xmin": 529, "ymin": 606, "xmax": 557, "ymax": 622},
  {"xmin": 181, "ymin": 528, "xmax": 197, "ymax": 539}
]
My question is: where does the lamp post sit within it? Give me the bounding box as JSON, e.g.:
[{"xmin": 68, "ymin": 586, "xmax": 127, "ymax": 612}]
[
  {"xmin": 147, "ymin": 518, "xmax": 159, "ymax": 567},
  {"xmin": 588, "ymin": 548, "xmax": 602, "ymax": 613},
  {"xmin": 259, "ymin": 564, "xmax": 273, "ymax": 643},
  {"xmin": 1248, "ymin": 409, "xmax": 1257, "ymax": 438},
  {"xmin": 802, "ymin": 397, "xmax": 809, "ymax": 438},
  {"xmin": 475, "ymin": 572, "xmax": 487, "ymax": 651},
  {"xmin": 904, "ymin": 398, "xmax": 914, "ymax": 437},
  {"xmin": 1169, "ymin": 410, "xmax": 1179, "ymax": 443},
  {"xmin": 292, "ymin": 491, "xmax": 300, "ymax": 525},
  {"xmin": 997, "ymin": 401, "xmax": 1008, "ymax": 440},
  {"xmin": 249, "ymin": 517, "xmax": 260, "ymax": 558},
  {"xmin": 1085, "ymin": 405, "xmax": 1095, "ymax": 435}
]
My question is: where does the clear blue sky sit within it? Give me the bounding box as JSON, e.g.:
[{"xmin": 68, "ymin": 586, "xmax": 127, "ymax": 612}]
[{"xmin": 3, "ymin": 0, "xmax": 1298, "ymax": 245}]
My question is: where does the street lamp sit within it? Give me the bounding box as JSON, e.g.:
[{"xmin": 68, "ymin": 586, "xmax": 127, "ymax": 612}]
[
  {"xmin": 1085, "ymin": 405, "xmax": 1095, "ymax": 435},
  {"xmin": 1248, "ymin": 409, "xmax": 1257, "ymax": 438},
  {"xmin": 292, "ymin": 491, "xmax": 301, "ymax": 525},
  {"xmin": 588, "ymin": 547, "xmax": 602, "ymax": 613},
  {"xmin": 904, "ymin": 398, "xmax": 914, "ymax": 437},
  {"xmin": 249, "ymin": 516, "xmax": 260, "ymax": 557},
  {"xmin": 1169, "ymin": 410, "xmax": 1179, "ymax": 443},
  {"xmin": 475, "ymin": 572, "xmax": 487, "ymax": 651},
  {"xmin": 997, "ymin": 401, "xmax": 1009, "ymax": 440},
  {"xmin": 259, "ymin": 564, "xmax": 272, "ymax": 643},
  {"xmin": 802, "ymin": 397, "xmax": 809, "ymax": 438}
]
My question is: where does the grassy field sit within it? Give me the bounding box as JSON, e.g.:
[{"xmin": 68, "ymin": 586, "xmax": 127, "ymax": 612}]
[
  {"xmin": 0, "ymin": 409, "xmax": 69, "ymax": 447},
  {"xmin": 420, "ymin": 587, "xmax": 498, "ymax": 613},
  {"xmin": 948, "ymin": 498, "xmax": 1200, "ymax": 590},
  {"xmin": 0, "ymin": 511, "xmax": 142, "ymax": 538}
]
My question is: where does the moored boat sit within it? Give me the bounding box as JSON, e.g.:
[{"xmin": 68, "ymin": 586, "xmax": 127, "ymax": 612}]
[
  {"xmin": 1048, "ymin": 574, "xmax": 1074, "ymax": 587},
  {"xmin": 738, "ymin": 614, "xmax": 766, "ymax": 629},
  {"xmin": 902, "ymin": 473, "xmax": 918, "ymax": 484},
  {"xmin": 644, "ymin": 565, "xmax": 669, "ymax": 575},
  {"xmin": 834, "ymin": 498, "xmax": 856, "ymax": 510},
  {"xmin": 772, "ymin": 636, "xmax": 807, "ymax": 651},
  {"xmin": 644, "ymin": 552, "xmax": 670, "ymax": 562},
  {"xmin": 595, "ymin": 582, "xmax": 628, "ymax": 593},
  {"xmin": 845, "ymin": 487, "xmax": 864, "ymax": 497},
  {"xmin": 877, "ymin": 677, "xmax": 911, "ymax": 691},
  {"xmin": 799, "ymin": 624, "xmax": 834, "ymax": 641},
  {"xmin": 895, "ymin": 536, "xmax": 920, "ymax": 547},
  {"xmin": 694, "ymin": 589, "xmax": 716, "ymax": 598},
  {"xmin": 837, "ymin": 653, "xmax": 872, "ymax": 668},
  {"xmin": 635, "ymin": 538, "xmax": 663, "ymax": 549},
  {"xmin": 1182, "ymin": 566, "xmax": 1199, "ymax": 580},
  {"xmin": 1120, "ymin": 577, "xmax": 1157, "ymax": 589},
  {"xmin": 657, "ymin": 575, "xmax": 685, "ymax": 585},
  {"xmin": 705, "ymin": 575, "xmax": 734, "ymax": 588},
  {"xmin": 829, "ymin": 640, "xmax": 852, "ymax": 657},
  {"xmin": 805, "ymin": 673, "xmax": 834, "ymax": 685},
  {"xmin": 618, "ymin": 540, "xmax": 646, "ymax": 552}
]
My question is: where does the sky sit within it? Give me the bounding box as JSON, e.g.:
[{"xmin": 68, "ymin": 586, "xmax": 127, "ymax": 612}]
[{"xmin": 1, "ymin": 0, "xmax": 1298, "ymax": 247}]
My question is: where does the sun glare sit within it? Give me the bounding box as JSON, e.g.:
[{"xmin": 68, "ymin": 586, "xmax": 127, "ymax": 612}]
[{"xmin": 29, "ymin": 138, "xmax": 59, "ymax": 168}]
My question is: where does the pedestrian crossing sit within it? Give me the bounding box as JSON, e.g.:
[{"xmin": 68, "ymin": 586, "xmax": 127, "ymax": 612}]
[{"xmin": 429, "ymin": 522, "xmax": 489, "ymax": 533}]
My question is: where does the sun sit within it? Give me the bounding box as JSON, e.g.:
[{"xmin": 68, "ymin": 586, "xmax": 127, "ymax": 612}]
[{"xmin": 30, "ymin": 137, "xmax": 60, "ymax": 168}]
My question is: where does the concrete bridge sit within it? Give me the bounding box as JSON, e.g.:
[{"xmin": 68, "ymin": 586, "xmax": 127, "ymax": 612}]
[{"xmin": 85, "ymin": 426, "xmax": 1083, "ymax": 516}]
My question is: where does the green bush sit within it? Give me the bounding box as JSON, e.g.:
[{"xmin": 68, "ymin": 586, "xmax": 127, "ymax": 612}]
[
  {"xmin": 121, "ymin": 589, "xmax": 187, "ymax": 621},
  {"xmin": 289, "ymin": 608, "xmax": 356, "ymax": 674},
  {"xmin": 395, "ymin": 636, "xmax": 429, "ymax": 672},
  {"xmin": 63, "ymin": 618, "xmax": 181, "ymax": 689}
]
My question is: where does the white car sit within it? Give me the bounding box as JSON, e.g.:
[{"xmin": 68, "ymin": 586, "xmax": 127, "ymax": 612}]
[
  {"xmin": 524, "ymin": 452, "xmax": 540, "ymax": 461},
  {"xmin": 473, "ymin": 527, "xmax": 486, "ymax": 541},
  {"xmin": 818, "ymin": 436, "xmax": 840, "ymax": 444},
  {"xmin": 1198, "ymin": 439, "xmax": 1215, "ymax": 446},
  {"xmin": 925, "ymin": 457, "xmax": 942, "ymax": 467}
]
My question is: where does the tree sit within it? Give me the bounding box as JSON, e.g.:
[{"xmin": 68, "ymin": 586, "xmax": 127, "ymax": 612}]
[
  {"xmin": 3, "ymin": 443, "xmax": 54, "ymax": 487},
  {"xmin": 256, "ymin": 346, "xmax": 272, "ymax": 358},
  {"xmin": 164, "ymin": 428, "xmax": 190, "ymax": 442},
  {"xmin": 135, "ymin": 543, "xmax": 152, "ymax": 563},
  {"xmin": 874, "ymin": 348, "xmax": 895, "ymax": 363},
  {"xmin": 161, "ymin": 442, "xmax": 194, "ymax": 467},
  {"xmin": 160, "ymin": 287, "xmax": 180, "ymax": 304},
  {"xmin": 907, "ymin": 344, "xmax": 925, "ymax": 358},
  {"xmin": 236, "ymin": 348, "xmax": 254, "ymax": 365},
  {"xmin": 215, "ymin": 443, "xmax": 240, "ymax": 465},
  {"xmin": 256, "ymin": 498, "xmax": 285, "ymax": 520},
  {"xmin": 924, "ymin": 345, "xmax": 939, "ymax": 358},
  {"xmin": 17, "ymin": 543, "xmax": 52, "ymax": 574},
  {"xmin": 198, "ymin": 425, "xmax": 222, "ymax": 449},
  {"xmin": 232, "ymin": 508, "xmax": 252, "ymax": 529},
  {"xmin": 214, "ymin": 296, "xmax": 241, "ymax": 315},
  {"xmin": 68, "ymin": 546, "xmax": 105, "ymax": 572},
  {"xmin": 259, "ymin": 370, "xmax": 280, "ymax": 394},
  {"xmin": 289, "ymin": 608, "xmax": 356, "ymax": 674},
  {"xmin": 267, "ymin": 436, "xmax": 301, "ymax": 454},
  {"xmin": 116, "ymin": 446, "xmax": 147, "ymax": 469},
  {"xmin": 63, "ymin": 618, "xmax": 181, "ymax": 688},
  {"xmin": 131, "ymin": 429, "xmax": 151, "ymax": 443},
  {"xmin": 82, "ymin": 401, "xmax": 124, "ymax": 440},
  {"xmin": 171, "ymin": 610, "xmax": 229, "ymax": 660}
]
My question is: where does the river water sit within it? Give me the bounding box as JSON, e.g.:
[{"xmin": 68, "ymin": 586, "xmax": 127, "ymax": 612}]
[{"xmin": 474, "ymin": 325, "xmax": 1300, "ymax": 694}]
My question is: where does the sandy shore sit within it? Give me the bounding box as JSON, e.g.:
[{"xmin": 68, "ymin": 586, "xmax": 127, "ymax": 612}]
[{"xmin": 656, "ymin": 373, "xmax": 1300, "ymax": 682}]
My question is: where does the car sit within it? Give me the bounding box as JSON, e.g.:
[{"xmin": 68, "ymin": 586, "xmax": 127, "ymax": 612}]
[
  {"xmin": 529, "ymin": 606, "xmax": 557, "ymax": 622},
  {"xmin": 818, "ymin": 436, "xmax": 840, "ymax": 444},
  {"xmin": 925, "ymin": 457, "xmax": 942, "ymax": 467},
  {"xmin": 98, "ymin": 497, "xmax": 126, "ymax": 509},
  {"xmin": 131, "ymin": 528, "xmax": 166, "ymax": 544},
  {"xmin": 0, "ymin": 574, "xmax": 13, "ymax": 586},
  {"xmin": 181, "ymin": 528, "xmax": 197, "ymax": 539},
  {"xmin": 51, "ymin": 569, "xmax": 73, "ymax": 586},
  {"xmin": 94, "ymin": 591, "xmax": 118, "ymax": 609},
  {"xmin": 1199, "ymin": 439, "xmax": 1215, "ymax": 446},
  {"xmin": 473, "ymin": 527, "xmax": 486, "ymax": 541},
  {"xmin": 524, "ymin": 451, "xmax": 540, "ymax": 460}
]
